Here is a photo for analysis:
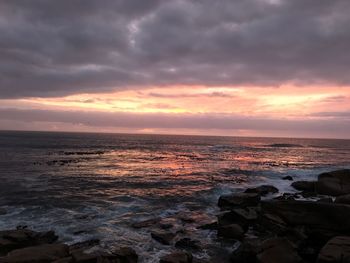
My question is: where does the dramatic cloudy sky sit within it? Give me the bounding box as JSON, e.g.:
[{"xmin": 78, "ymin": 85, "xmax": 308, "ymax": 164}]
[{"xmin": 0, "ymin": 0, "xmax": 350, "ymax": 138}]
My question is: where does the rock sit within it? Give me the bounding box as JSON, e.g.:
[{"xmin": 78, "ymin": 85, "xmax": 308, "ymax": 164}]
[
  {"xmin": 52, "ymin": 257, "xmax": 73, "ymax": 263},
  {"xmin": 2, "ymin": 244, "xmax": 69, "ymax": 263},
  {"xmin": 257, "ymin": 237, "xmax": 302, "ymax": 263},
  {"xmin": 245, "ymin": 185, "xmax": 279, "ymax": 196},
  {"xmin": 317, "ymin": 197, "xmax": 333, "ymax": 203},
  {"xmin": 335, "ymin": 194, "xmax": 350, "ymax": 205},
  {"xmin": 112, "ymin": 247, "xmax": 138, "ymax": 263},
  {"xmin": 159, "ymin": 251, "xmax": 192, "ymax": 263},
  {"xmin": 217, "ymin": 211, "xmax": 249, "ymax": 231},
  {"xmin": 131, "ymin": 217, "xmax": 161, "ymax": 228},
  {"xmin": 316, "ymin": 169, "xmax": 350, "ymax": 196},
  {"xmin": 230, "ymin": 207, "xmax": 259, "ymax": 224},
  {"xmin": 217, "ymin": 224, "xmax": 245, "ymax": 240},
  {"xmin": 291, "ymin": 181, "xmax": 316, "ymax": 192},
  {"xmin": 230, "ymin": 238, "xmax": 261, "ymax": 263},
  {"xmin": 283, "ymin": 176, "xmax": 294, "ymax": 181},
  {"xmin": 0, "ymin": 208, "xmax": 6, "ymax": 215},
  {"xmin": 197, "ymin": 221, "xmax": 218, "ymax": 230},
  {"xmin": 151, "ymin": 230, "xmax": 175, "ymax": 245},
  {"xmin": 317, "ymin": 236, "xmax": 350, "ymax": 263},
  {"xmin": 69, "ymin": 239, "xmax": 100, "ymax": 253},
  {"xmin": 0, "ymin": 229, "xmax": 58, "ymax": 255},
  {"xmin": 262, "ymin": 200, "xmax": 350, "ymax": 236},
  {"xmin": 218, "ymin": 193, "xmax": 260, "ymax": 209},
  {"xmin": 175, "ymin": 238, "xmax": 200, "ymax": 250},
  {"xmin": 71, "ymin": 249, "xmax": 98, "ymax": 263}
]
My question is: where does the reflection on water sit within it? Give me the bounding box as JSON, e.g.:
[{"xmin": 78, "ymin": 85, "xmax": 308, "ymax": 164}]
[{"xmin": 0, "ymin": 131, "xmax": 349, "ymax": 261}]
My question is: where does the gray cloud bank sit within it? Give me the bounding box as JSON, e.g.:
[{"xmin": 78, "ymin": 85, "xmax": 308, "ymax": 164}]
[
  {"xmin": 1, "ymin": 108, "xmax": 349, "ymax": 138},
  {"xmin": 1, "ymin": 0, "xmax": 350, "ymax": 98}
]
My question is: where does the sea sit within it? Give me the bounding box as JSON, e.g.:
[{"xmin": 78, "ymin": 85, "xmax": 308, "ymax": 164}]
[{"xmin": 0, "ymin": 131, "xmax": 349, "ymax": 262}]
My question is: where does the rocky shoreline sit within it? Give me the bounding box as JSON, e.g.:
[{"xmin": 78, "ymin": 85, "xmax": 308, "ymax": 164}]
[{"xmin": 1, "ymin": 169, "xmax": 350, "ymax": 263}]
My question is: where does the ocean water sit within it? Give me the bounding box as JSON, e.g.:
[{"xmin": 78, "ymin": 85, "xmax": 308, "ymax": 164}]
[{"xmin": 0, "ymin": 131, "xmax": 349, "ymax": 261}]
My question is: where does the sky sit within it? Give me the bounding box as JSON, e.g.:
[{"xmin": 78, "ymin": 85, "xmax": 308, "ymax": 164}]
[{"xmin": 0, "ymin": 0, "xmax": 350, "ymax": 138}]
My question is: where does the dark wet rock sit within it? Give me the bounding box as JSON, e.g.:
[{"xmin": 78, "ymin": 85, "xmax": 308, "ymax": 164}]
[
  {"xmin": 197, "ymin": 221, "xmax": 218, "ymax": 230},
  {"xmin": 218, "ymin": 193, "xmax": 260, "ymax": 209},
  {"xmin": 151, "ymin": 230, "xmax": 176, "ymax": 245},
  {"xmin": 262, "ymin": 200, "xmax": 350, "ymax": 236},
  {"xmin": 283, "ymin": 176, "xmax": 294, "ymax": 181},
  {"xmin": 291, "ymin": 181, "xmax": 316, "ymax": 192},
  {"xmin": 230, "ymin": 207, "xmax": 259, "ymax": 224},
  {"xmin": 112, "ymin": 247, "xmax": 138, "ymax": 263},
  {"xmin": 175, "ymin": 238, "xmax": 200, "ymax": 250},
  {"xmin": 257, "ymin": 237, "xmax": 302, "ymax": 263},
  {"xmin": 317, "ymin": 236, "xmax": 350, "ymax": 263},
  {"xmin": 217, "ymin": 211, "xmax": 249, "ymax": 231},
  {"xmin": 301, "ymin": 191, "xmax": 318, "ymax": 198},
  {"xmin": 245, "ymin": 185, "xmax": 279, "ymax": 196},
  {"xmin": 230, "ymin": 238, "xmax": 261, "ymax": 263},
  {"xmin": 217, "ymin": 224, "xmax": 245, "ymax": 240},
  {"xmin": 52, "ymin": 257, "xmax": 73, "ymax": 263},
  {"xmin": 317, "ymin": 197, "xmax": 333, "ymax": 203},
  {"xmin": 159, "ymin": 251, "xmax": 193, "ymax": 263},
  {"xmin": 131, "ymin": 217, "xmax": 161, "ymax": 228},
  {"xmin": 71, "ymin": 249, "xmax": 98, "ymax": 263},
  {"xmin": 260, "ymin": 212, "xmax": 288, "ymax": 234},
  {"xmin": 160, "ymin": 223, "xmax": 173, "ymax": 230},
  {"xmin": 0, "ymin": 229, "xmax": 58, "ymax": 255},
  {"xmin": 274, "ymin": 193, "xmax": 298, "ymax": 201},
  {"xmin": 2, "ymin": 244, "xmax": 69, "ymax": 263},
  {"xmin": 316, "ymin": 169, "xmax": 350, "ymax": 196},
  {"xmin": 0, "ymin": 208, "xmax": 6, "ymax": 215},
  {"xmin": 69, "ymin": 239, "xmax": 100, "ymax": 253},
  {"xmin": 335, "ymin": 194, "xmax": 350, "ymax": 205}
]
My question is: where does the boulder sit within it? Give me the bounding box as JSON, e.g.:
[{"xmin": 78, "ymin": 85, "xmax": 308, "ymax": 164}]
[
  {"xmin": 112, "ymin": 247, "xmax": 138, "ymax": 263},
  {"xmin": 52, "ymin": 258, "xmax": 73, "ymax": 263},
  {"xmin": 217, "ymin": 211, "xmax": 249, "ymax": 231},
  {"xmin": 283, "ymin": 176, "xmax": 294, "ymax": 181},
  {"xmin": 0, "ymin": 229, "xmax": 58, "ymax": 255},
  {"xmin": 317, "ymin": 236, "xmax": 350, "ymax": 263},
  {"xmin": 0, "ymin": 208, "xmax": 6, "ymax": 215},
  {"xmin": 262, "ymin": 200, "xmax": 350, "ymax": 236},
  {"xmin": 335, "ymin": 194, "xmax": 350, "ymax": 205},
  {"xmin": 217, "ymin": 224, "xmax": 244, "ymax": 240},
  {"xmin": 131, "ymin": 217, "xmax": 160, "ymax": 229},
  {"xmin": 245, "ymin": 185, "xmax": 279, "ymax": 196},
  {"xmin": 316, "ymin": 169, "xmax": 350, "ymax": 196},
  {"xmin": 151, "ymin": 230, "xmax": 175, "ymax": 245},
  {"xmin": 230, "ymin": 238, "xmax": 261, "ymax": 263},
  {"xmin": 2, "ymin": 244, "xmax": 69, "ymax": 263},
  {"xmin": 175, "ymin": 238, "xmax": 200, "ymax": 250},
  {"xmin": 159, "ymin": 251, "xmax": 192, "ymax": 263},
  {"xmin": 218, "ymin": 193, "xmax": 260, "ymax": 209},
  {"xmin": 291, "ymin": 181, "xmax": 316, "ymax": 192},
  {"xmin": 257, "ymin": 237, "xmax": 302, "ymax": 263},
  {"xmin": 197, "ymin": 221, "xmax": 218, "ymax": 230},
  {"xmin": 230, "ymin": 207, "xmax": 259, "ymax": 224}
]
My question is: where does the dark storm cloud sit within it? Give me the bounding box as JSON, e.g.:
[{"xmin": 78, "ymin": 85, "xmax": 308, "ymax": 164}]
[{"xmin": 1, "ymin": 0, "xmax": 350, "ymax": 98}]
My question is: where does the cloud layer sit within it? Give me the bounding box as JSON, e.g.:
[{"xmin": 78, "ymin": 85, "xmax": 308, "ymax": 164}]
[{"xmin": 1, "ymin": 0, "xmax": 350, "ymax": 98}]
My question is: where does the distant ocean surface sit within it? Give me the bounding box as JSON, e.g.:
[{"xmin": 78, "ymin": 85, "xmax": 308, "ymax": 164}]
[{"xmin": 0, "ymin": 131, "xmax": 350, "ymax": 261}]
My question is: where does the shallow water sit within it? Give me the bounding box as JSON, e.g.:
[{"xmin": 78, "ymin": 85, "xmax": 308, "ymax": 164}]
[{"xmin": 0, "ymin": 131, "xmax": 349, "ymax": 261}]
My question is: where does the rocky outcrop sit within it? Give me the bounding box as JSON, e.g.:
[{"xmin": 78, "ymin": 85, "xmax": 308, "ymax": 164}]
[
  {"xmin": 1, "ymin": 244, "xmax": 69, "ymax": 263},
  {"xmin": 159, "ymin": 251, "xmax": 192, "ymax": 263},
  {"xmin": 291, "ymin": 181, "xmax": 316, "ymax": 192},
  {"xmin": 335, "ymin": 194, "xmax": 350, "ymax": 205},
  {"xmin": 217, "ymin": 224, "xmax": 244, "ymax": 240},
  {"xmin": 151, "ymin": 230, "xmax": 176, "ymax": 245},
  {"xmin": 316, "ymin": 169, "xmax": 350, "ymax": 196},
  {"xmin": 0, "ymin": 229, "xmax": 57, "ymax": 256},
  {"xmin": 257, "ymin": 237, "xmax": 302, "ymax": 263},
  {"xmin": 218, "ymin": 193, "xmax": 260, "ymax": 209},
  {"xmin": 317, "ymin": 236, "xmax": 350, "ymax": 263},
  {"xmin": 245, "ymin": 185, "xmax": 279, "ymax": 196}
]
